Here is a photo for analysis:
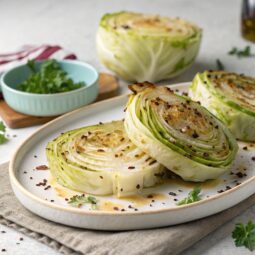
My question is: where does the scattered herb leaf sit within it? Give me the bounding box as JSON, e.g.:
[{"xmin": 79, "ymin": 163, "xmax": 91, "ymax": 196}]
[
  {"xmin": 68, "ymin": 194, "xmax": 98, "ymax": 209},
  {"xmin": 228, "ymin": 46, "xmax": 253, "ymax": 58},
  {"xmin": 228, "ymin": 47, "xmax": 238, "ymax": 55},
  {"xmin": 177, "ymin": 186, "xmax": 201, "ymax": 205},
  {"xmin": 216, "ymin": 59, "xmax": 225, "ymax": 70},
  {"xmin": 0, "ymin": 135, "xmax": 7, "ymax": 144},
  {"xmin": 0, "ymin": 122, "xmax": 8, "ymax": 145},
  {"xmin": 18, "ymin": 59, "xmax": 85, "ymax": 94},
  {"xmin": 0, "ymin": 122, "xmax": 6, "ymax": 132},
  {"xmin": 232, "ymin": 221, "xmax": 255, "ymax": 251}
]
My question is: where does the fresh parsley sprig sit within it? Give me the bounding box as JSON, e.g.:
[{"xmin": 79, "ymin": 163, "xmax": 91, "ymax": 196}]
[
  {"xmin": 68, "ymin": 194, "xmax": 98, "ymax": 209},
  {"xmin": 18, "ymin": 59, "xmax": 85, "ymax": 94},
  {"xmin": 0, "ymin": 121, "xmax": 8, "ymax": 144},
  {"xmin": 228, "ymin": 46, "xmax": 254, "ymax": 58},
  {"xmin": 177, "ymin": 186, "xmax": 202, "ymax": 205},
  {"xmin": 232, "ymin": 221, "xmax": 255, "ymax": 251}
]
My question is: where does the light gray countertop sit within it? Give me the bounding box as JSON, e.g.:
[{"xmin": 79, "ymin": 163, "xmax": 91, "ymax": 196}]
[{"xmin": 0, "ymin": 0, "xmax": 255, "ymax": 254}]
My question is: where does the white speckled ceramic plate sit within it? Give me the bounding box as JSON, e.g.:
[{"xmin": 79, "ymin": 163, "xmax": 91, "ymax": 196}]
[{"xmin": 9, "ymin": 83, "xmax": 255, "ymax": 230}]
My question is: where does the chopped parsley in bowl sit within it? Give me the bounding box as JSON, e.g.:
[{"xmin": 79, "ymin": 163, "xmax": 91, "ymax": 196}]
[
  {"xmin": 18, "ymin": 59, "xmax": 86, "ymax": 94},
  {"xmin": 0, "ymin": 59, "xmax": 98, "ymax": 116}
]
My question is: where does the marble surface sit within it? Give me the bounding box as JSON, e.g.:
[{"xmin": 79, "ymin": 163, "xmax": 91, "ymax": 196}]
[{"xmin": 0, "ymin": 0, "xmax": 255, "ymax": 254}]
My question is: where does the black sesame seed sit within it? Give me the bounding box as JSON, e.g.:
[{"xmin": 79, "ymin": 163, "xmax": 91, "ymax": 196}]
[
  {"xmin": 203, "ymin": 152, "xmax": 209, "ymax": 158},
  {"xmin": 192, "ymin": 131, "xmax": 199, "ymax": 138},
  {"xmin": 236, "ymin": 172, "xmax": 245, "ymax": 178},
  {"xmin": 121, "ymin": 25, "xmax": 130, "ymax": 29},
  {"xmin": 149, "ymin": 160, "xmax": 157, "ymax": 165}
]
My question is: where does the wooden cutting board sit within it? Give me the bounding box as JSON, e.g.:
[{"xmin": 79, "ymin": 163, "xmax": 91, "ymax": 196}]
[{"xmin": 0, "ymin": 73, "xmax": 119, "ymax": 129}]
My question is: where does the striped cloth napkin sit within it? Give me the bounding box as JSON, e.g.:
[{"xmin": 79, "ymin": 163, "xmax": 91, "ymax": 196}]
[{"xmin": 0, "ymin": 44, "xmax": 77, "ymax": 74}]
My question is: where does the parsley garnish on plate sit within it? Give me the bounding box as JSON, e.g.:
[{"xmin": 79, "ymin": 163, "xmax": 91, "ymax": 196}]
[
  {"xmin": 68, "ymin": 194, "xmax": 98, "ymax": 209},
  {"xmin": 177, "ymin": 186, "xmax": 201, "ymax": 205},
  {"xmin": 18, "ymin": 59, "xmax": 85, "ymax": 94},
  {"xmin": 228, "ymin": 46, "xmax": 253, "ymax": 58},
  {"xmin": 0, "ymin": 121, "xmax": 8, "ymax": 145},
  {"xmin": 232, "ymin": 221, "xmax": 255, "ymax": 251}
]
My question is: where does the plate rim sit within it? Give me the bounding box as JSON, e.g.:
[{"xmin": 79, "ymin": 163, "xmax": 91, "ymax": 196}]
[{"xmin": 9, "ymin": 82, "xmax": 255, "ymax": 216}]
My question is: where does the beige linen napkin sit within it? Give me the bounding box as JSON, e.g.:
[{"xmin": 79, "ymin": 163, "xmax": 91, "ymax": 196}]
[{"xmin": 1, "ymin": 162, "xmax": 255, "ymax": 255}]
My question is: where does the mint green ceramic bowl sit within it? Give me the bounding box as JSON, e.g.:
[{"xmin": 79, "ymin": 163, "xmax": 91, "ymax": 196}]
[{"xmin": 0, "ymin": 60, "xmax": 98, "ymax": 116}]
